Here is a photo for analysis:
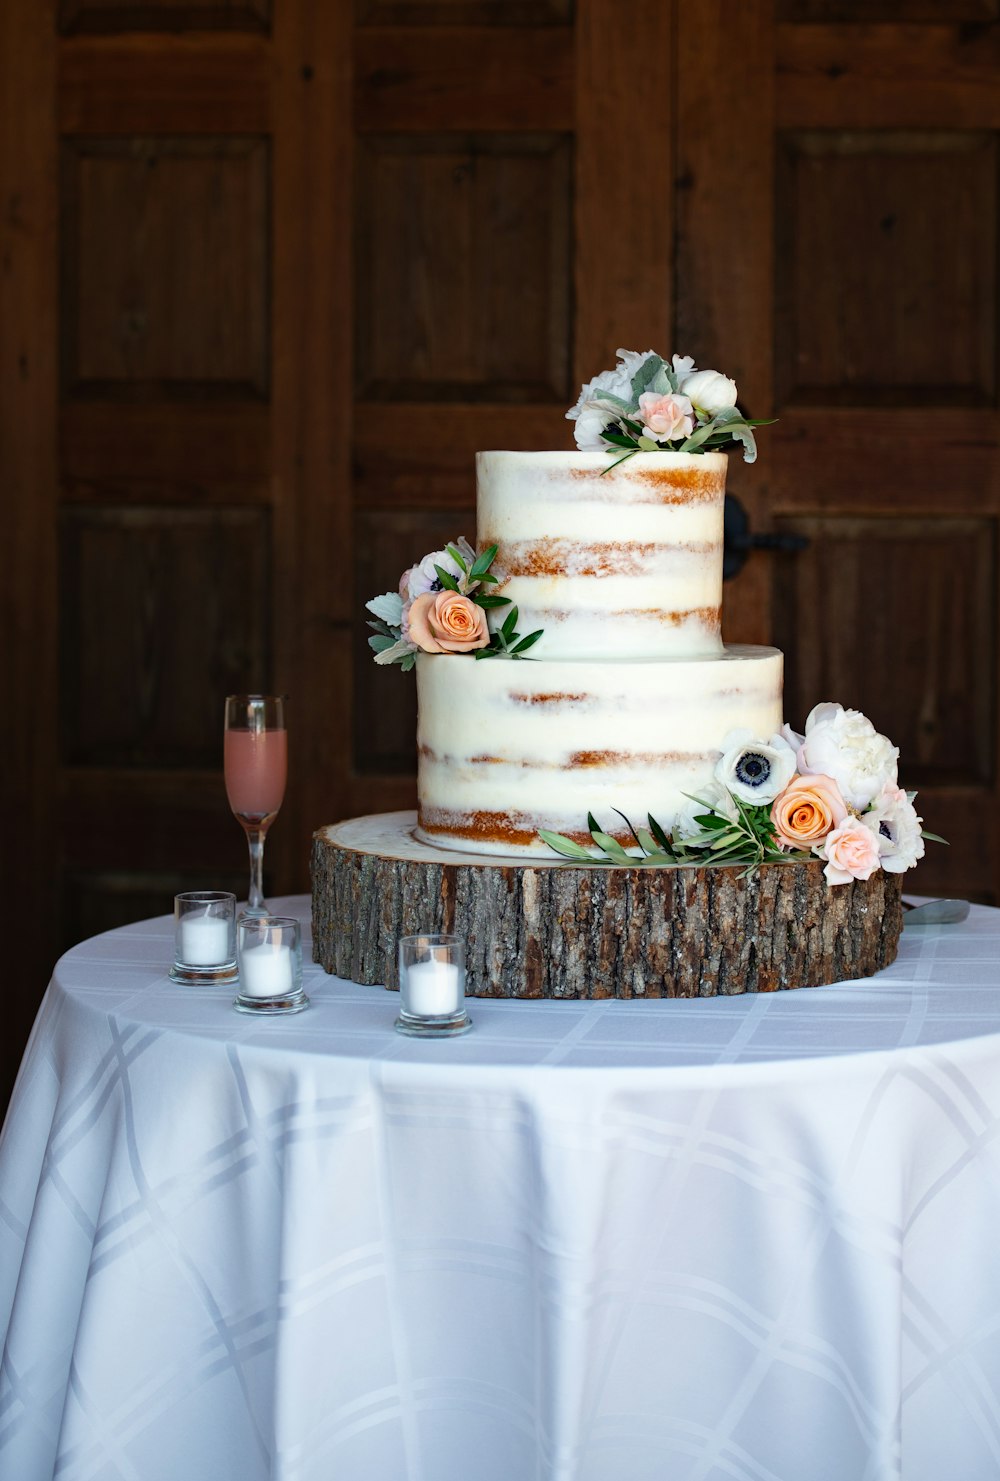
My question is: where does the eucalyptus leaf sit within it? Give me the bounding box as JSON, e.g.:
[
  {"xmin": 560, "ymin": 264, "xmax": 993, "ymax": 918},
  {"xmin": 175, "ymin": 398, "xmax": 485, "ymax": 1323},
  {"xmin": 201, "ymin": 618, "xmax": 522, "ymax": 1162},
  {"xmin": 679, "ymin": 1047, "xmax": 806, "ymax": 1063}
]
[
  {"xmin": 538, "ymin": 830, "xmax": 596, "ymax": 861},
  {"xmin": 591, "ymin": 831, "xmax": 633, "ymax": 864}
]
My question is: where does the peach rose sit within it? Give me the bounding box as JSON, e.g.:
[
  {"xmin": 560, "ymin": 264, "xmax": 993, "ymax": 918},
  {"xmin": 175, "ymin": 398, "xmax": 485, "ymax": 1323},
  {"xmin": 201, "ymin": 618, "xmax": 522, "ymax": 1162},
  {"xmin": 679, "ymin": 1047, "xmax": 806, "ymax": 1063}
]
[
  {"xmin": 770, "ymin": 773, "xmax": 847, "ymax": 850},
  {"xmin": 816, "ymin": 820, "xmax": 881, "ymax": 886},
  {"xmin": 407, "ymin": 590, "xmax": 489, "ymax": 654}
]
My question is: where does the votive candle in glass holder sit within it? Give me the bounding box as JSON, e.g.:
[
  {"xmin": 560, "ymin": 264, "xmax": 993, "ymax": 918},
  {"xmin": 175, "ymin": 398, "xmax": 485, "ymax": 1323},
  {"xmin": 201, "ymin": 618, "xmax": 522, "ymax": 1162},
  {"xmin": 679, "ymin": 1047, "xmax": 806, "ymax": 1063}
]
[
  {"xmin": 235, "ymin": 915, "xmax": 308, "ymax": 1015},
  {"xmin": 170, "ymin": 892, "xmax": 238, "ymax": 986},
  {"xmin": 396, "ymin": 934, "xmax": 471, "ymax": 1037}
]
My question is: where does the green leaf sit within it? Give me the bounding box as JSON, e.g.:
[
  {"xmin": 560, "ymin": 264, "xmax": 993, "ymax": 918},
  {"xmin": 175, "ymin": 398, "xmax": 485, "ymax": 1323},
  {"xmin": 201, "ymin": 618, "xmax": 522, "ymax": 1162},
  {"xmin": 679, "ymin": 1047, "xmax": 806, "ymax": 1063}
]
[
  {"xmin": 433, "ymin": 564, "xmax": 461, "ymax": 593},
  {"xmin": 601, "ymin": 428, "xmax": 639, "ymax": 450},
  {"xmin": 538, "ymin": 830, "xmax": 596, "ymax": 861},
  {"xmin": 470, "ymin": 543, "xmax": 499, "ymax": 580},
  {"xmin": 629, "ymin": 354, "xmax": 664, "ymax": 401},
  {"xmin": 694, "ymin": 812, "xmax": 728, "ymax": 831},
  {"xmin": 399, "ymin": 652, "xmax": 416, "ymax": 672},
  {"xmin": 637, "ymin": 437, "xmax": 659, "ymax": 451},
  {"xmin": 679, "ymin": 419, "xmax": 721, "ymax": 454},
  {"xmin": 648, "ymin": 813, "xmax": 672, "ymax": 852},
  {"xmin": 611, "ymin": 808, "xmax": 643, "ymax": 850},
  {"xmin": 587, "ymin": 811, "xmax": 601, "ymax": 835},
  {"xmin": 601, "ymin": 448, "xmax": 641, "ymax": 476},
  {"xmin": 591, "ymin": 831, "xmax": 633, "ymax": 864},
  {"xmin": 368, "ymin": 633, "xmax": 396, "ymax": 653},
  {"xmin": 921, "ymin": 831, "xmax": 949, "ymax": 844},
  {"xmin": 477, "ymin": 572, "xmax": 500, "ymax": 585},
  {"xmin": 636, "ymin": 827, "xmax": 659, "ymax": 856},
  {"xmin": 475, "ymin": 594, "xmax": 512, "ymax": 609},
  {"xmin": 366, "ymin": 591, "xmax": 405, "ymax": 626},
  {"xmin": 512, "ymin": 629, "xmax": 544, "ymax": 654},
  {"xmin": 638, "ymin": 852, "xmax": 675, "ymax": 867},
  {"xmin": 591, "ymin": 389, "xmax": 634, "ymax": 412},
  {"xmin": 446, "ymin": 543, "xmax": 468, "ymax": 574},
  {"xmin": 501, "ymin": 605, "xmax": 519, "ymax": 640}
]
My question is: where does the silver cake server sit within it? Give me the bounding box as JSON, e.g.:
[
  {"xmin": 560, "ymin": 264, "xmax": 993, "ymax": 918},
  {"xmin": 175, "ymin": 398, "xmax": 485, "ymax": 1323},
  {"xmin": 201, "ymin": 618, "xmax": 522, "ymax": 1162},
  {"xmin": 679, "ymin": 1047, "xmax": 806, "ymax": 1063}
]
[{"xmin": 902, "ymin": 898, "xmax": 970, "ymax": 926}]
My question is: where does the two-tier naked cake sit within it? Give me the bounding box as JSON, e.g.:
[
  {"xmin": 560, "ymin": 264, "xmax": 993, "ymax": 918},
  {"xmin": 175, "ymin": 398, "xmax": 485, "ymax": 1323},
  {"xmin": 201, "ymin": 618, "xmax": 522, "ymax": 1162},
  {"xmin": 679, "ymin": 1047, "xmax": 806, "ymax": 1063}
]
[
  {"xmin": 315, "ymin": 351, "xmax": 923, "ymax": 997},
  {"xmin": 414, "ymin": 450, "xmax": 783, "ymax": 857}
]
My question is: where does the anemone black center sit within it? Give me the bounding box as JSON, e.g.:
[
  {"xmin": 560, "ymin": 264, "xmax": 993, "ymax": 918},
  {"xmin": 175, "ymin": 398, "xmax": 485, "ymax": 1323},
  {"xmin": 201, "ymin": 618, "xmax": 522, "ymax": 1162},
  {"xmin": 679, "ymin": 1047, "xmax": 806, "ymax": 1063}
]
[{"xmin": 735, "ymin": 752, "xmax": 769, "ymax": 787}]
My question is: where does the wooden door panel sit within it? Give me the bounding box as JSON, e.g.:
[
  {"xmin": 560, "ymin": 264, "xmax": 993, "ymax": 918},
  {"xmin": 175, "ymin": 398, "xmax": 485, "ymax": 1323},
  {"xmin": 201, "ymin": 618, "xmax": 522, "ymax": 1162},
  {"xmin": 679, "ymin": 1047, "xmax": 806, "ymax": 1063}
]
[
  {"xmin": 355, "ymin": 134, "xmax": 571, "ymax": 402},
  {"xmin": 61, "ymin": 136, "xmax": 270, "ymax": 397},
  {"xmin": 59, "ymin": 1, "xmax": 270, "ymax": 32},
  {"xmin": 775, "ymin": 130, "xmax": 996, "ymax": 407}
]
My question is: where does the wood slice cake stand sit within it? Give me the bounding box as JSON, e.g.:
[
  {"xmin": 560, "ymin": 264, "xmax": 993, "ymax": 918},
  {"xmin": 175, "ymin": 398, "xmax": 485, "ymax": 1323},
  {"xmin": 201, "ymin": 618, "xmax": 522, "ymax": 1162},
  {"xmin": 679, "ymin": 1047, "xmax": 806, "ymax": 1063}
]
[{"xmin": 311, "ymin": 811, "xmax": 903, "ymax": 999}]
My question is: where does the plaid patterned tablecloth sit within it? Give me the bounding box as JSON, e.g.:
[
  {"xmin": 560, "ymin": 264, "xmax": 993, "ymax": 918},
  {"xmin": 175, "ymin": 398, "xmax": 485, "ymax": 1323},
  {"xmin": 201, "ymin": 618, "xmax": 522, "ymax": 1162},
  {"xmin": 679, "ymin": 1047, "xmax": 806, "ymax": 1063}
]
[{"xmin": 2, "ymin": 896, "xmax": 999, "ymax": 1481}]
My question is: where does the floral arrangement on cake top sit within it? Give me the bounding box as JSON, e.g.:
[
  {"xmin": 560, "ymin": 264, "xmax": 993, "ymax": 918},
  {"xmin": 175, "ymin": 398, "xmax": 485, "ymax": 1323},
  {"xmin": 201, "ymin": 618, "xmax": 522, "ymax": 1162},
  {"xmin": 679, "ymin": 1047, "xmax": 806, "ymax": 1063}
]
[
  {"xmin": 567, "ymin": 348, "xmax": 770, "ymax": 468},
  {"xmin": 540, "ymin": 703, "xmax": 944, "ymax": 885},
  {"xmin": 367, "ymin": 537, "xmax": 542, "ymax": 671}
]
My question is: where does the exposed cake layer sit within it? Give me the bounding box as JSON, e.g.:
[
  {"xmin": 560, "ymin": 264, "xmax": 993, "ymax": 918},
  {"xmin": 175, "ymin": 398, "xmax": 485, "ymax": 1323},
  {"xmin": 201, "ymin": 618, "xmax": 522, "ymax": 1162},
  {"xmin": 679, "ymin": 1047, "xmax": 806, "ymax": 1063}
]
[
  {"xmin": 415, "ymin": 646, "xmax": 783, "ymax": 858},
  {"xmin": 477, "ymin": 449, "xmax": 727, "ymax": 661}
]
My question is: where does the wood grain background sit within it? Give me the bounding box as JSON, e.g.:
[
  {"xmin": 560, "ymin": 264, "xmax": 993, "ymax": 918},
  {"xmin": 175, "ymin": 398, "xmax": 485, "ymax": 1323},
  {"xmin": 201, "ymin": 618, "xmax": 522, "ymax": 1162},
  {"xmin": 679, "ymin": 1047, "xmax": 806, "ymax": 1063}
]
[{"xmin": 2, "ymin": 0, "xmax": 999, "ymax": 1105}]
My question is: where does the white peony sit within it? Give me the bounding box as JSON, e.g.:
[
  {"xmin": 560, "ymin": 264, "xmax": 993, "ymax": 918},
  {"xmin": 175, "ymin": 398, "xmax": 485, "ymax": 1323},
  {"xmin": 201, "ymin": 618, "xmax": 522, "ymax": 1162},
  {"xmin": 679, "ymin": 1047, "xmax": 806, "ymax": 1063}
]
[
  {"xmin": 672, "ymin": 781, "xmax": 738, "ymax": 840},
  {"xmin": 860, "ymin": 784, "xmax": 925, "ymax": 874},
  {"xmin": 671, "ymin": 353, "xmax": 696, "ymax": 381},
  {"xmin": 714, "ymin": 729, "xmax": 798, "ymax": 806},
  {"xmin": 570, "ymin": 401, "xmax": 621, "ymax": 451},
  {"xmin": 798, "ymin": 703, "xmax": 898, "ymax": 811},
  {"xmin": 680, "ymin": 368, "xmax": 739, "ymax": 416}
]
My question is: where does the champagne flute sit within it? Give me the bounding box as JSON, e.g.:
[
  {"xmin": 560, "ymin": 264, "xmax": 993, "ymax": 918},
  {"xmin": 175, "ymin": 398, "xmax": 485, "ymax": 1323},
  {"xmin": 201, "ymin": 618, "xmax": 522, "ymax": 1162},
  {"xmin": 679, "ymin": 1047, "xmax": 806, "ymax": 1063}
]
[{"xmin": 224, "ymin": 695, "xmax": 287, "ymax": 919}]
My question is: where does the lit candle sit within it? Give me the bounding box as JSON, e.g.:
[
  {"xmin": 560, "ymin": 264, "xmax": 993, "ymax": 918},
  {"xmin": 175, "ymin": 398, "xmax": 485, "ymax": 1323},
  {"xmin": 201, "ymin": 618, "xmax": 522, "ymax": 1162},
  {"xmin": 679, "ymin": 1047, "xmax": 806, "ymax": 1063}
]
[
  {"xmin": 179, "ymin": 914, "xmax": 230, "ymax": 967},
  {"xmin": 404, "ymin": 958, "xmax": 463, "ymax": 1018},
  {"xmin": 239, "ymin": 941, "xmax": 295, "ymax": 999}
]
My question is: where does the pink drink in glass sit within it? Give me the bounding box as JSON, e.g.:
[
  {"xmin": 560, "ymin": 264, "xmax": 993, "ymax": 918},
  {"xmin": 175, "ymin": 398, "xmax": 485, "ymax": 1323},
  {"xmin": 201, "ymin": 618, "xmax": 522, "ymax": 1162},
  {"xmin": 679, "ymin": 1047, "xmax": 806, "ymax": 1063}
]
[{"xmin": 224, "ymin": 728, "xmax": 287, "ymax": 823}]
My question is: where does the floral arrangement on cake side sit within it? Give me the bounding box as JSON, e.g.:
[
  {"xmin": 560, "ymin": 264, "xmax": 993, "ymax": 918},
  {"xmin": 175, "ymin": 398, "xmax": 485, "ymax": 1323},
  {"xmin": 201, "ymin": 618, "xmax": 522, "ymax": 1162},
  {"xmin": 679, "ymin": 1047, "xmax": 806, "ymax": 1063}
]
[
  {"xmin": 367, "ymin": 538, "xmax": 542, "ymax": 670},
  {"xmin": 567, "ymin": 348, "xmax": 770, "ymax": 467},
  {"xmin": 539, "ymin": 704, "xmax": 945, "ymax": 886}
]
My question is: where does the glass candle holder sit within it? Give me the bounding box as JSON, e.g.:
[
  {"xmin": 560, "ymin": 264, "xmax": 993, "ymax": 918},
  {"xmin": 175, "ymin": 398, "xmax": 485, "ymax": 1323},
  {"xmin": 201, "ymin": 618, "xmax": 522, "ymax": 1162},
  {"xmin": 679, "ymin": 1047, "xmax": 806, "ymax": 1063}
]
[
  {"xmin": 235, "ymin": 915, "xmax": 308, "ymax": 1015},
  {"xmin": 170, "ymin": 892, "xmax": 238, "ymax": 986},
  {"xmin": 396, "ymin": 934, "xmax": 471, "ymax": 1038}
]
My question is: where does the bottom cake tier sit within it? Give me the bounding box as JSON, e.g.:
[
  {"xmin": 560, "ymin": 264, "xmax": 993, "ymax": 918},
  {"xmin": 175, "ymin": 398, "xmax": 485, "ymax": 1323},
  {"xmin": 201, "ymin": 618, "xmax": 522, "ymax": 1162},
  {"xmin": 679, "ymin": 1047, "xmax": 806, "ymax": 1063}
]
[{"xmin": 415, "ymin": 644, "xmax": 783, "ymax": 857}]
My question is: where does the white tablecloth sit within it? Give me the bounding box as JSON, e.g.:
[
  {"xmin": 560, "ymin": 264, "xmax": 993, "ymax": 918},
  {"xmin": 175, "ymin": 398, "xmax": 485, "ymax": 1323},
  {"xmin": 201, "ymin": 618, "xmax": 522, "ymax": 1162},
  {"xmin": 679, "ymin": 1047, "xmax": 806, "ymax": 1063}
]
[{"xmin": 3, "ymin": 896, "xmax": 1000, "ymax": 1481}]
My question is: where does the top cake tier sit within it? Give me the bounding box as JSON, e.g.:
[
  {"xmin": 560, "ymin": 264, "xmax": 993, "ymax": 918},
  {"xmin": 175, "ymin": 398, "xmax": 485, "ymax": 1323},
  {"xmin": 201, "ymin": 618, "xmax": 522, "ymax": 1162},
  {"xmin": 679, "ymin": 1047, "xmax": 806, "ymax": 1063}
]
[{"xmin": 476, "ymin": 449, "xmax": 727, "ymax": 661}]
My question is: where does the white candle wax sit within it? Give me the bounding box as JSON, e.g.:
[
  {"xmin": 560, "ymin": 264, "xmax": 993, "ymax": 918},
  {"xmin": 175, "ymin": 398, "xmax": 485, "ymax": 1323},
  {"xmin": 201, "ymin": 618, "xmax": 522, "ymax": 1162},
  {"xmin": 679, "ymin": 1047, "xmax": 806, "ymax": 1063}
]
[
  {"xmin": 179, "ymin": 915, "xmax": 230, "ymax": 967},
  {"xmin": 404, "ymin": 958, "xmax": 462, "ymax": 1018},
  {"xmin": 240, "ymin": 941, "xmax": 295, "ymax": 999}
]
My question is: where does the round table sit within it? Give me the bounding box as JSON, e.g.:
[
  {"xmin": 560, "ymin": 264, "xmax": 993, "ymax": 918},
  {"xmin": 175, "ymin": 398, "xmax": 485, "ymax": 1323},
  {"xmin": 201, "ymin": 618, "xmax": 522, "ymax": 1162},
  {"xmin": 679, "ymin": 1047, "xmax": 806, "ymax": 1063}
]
[{"xmin": 2, "ymin": 896, "xmax": 1000, "ymax": 1481}]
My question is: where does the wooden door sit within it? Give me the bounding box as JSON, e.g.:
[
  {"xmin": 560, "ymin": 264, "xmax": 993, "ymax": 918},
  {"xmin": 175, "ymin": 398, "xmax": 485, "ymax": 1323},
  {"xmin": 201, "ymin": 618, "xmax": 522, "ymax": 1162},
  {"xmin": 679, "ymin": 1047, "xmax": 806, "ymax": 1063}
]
[
  {"xmin": 4, "ymin": 0, "xmax": 998, "ymax": 1106},
  {"xmin": 675, "ymin": 1, "xmax": 1000, "ymax": 905}
]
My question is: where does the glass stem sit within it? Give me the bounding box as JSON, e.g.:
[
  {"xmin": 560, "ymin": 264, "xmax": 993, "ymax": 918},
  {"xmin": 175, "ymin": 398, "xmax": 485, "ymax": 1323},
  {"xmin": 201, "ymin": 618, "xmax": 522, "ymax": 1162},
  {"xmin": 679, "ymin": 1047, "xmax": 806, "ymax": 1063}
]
[{"xmin": 246, "ymin": 826, "xmax": 266, "ymax": 913}]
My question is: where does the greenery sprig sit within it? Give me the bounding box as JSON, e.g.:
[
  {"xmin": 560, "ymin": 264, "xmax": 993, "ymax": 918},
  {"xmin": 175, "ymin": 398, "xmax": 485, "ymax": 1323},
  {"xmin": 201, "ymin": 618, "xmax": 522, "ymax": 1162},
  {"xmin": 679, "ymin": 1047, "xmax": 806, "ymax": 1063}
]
[
  {"xmin": 475, "ymin": 603, "xmax": 543, "ymax": 661},
  {"xmin": 539, "ymin": 797, "xmax": 811, "ymax": 877}
]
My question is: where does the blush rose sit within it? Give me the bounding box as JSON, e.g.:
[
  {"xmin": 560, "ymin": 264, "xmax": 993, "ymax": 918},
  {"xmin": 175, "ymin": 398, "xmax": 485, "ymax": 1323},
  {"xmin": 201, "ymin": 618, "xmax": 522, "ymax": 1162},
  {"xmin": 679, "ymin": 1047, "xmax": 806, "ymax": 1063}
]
[
  {"xmin": 815, "ymin": 820, "xmax": 881, "ymax": 886},
  {"xmin": 637, "ymin": 391, "xmax": 695, "ymax": 441},
  {"xmin": 770, "ymin": 773, "xmax": 847, "ymax": 850},
  {"xmin": 407, "ymin": 590, "xmax": 489, "ymax": 654}
]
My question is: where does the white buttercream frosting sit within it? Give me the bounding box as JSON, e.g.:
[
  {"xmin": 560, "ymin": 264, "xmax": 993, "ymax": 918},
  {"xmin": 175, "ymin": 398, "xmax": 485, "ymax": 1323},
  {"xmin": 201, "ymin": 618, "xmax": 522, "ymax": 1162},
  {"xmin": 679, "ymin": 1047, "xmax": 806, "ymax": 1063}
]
[
  {"xmin": 477, "ymin": 449, "xmax": 727, "ymax": 661},
  {"xmin": 416, "ymin": 647, "xmax": 784, "ymax": 857}
]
